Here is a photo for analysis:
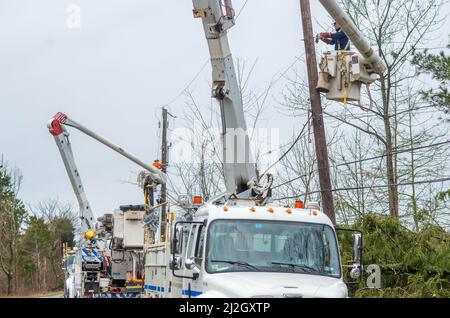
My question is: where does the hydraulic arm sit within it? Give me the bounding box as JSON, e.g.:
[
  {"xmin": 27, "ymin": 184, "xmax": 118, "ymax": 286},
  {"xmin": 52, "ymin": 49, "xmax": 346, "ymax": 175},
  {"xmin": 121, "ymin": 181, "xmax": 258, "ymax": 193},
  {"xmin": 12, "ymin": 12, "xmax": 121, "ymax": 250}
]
[
  {"xmin": 192, "ymin": 0, "xmax": 385, "ymax": 197},
  {"xmin": 47, "ymin": 112, "xmax": 167, "ymax": 232},
  {"xmin": 193, "ymin": 0, "xmax": 256, "ymax": 195}
]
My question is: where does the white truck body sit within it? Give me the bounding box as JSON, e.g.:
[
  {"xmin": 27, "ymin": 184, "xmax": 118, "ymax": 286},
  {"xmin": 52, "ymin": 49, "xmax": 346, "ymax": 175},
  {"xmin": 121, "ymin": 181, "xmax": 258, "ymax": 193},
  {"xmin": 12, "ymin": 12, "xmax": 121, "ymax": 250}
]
[{"xmin": 144, "ymin": 201, "xmax": 348, "ymax": 298}]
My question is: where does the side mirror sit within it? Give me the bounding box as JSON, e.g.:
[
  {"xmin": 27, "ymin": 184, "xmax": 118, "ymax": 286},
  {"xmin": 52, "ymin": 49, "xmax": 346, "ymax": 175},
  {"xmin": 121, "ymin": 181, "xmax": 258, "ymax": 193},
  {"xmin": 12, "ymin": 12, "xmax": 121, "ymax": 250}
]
[
  {"xmin": 336, "ymin": 228, "xmax": 363, "ymax": 283},
  {"xmin": 170, "ymin": 255, "xmax": 182, "ymax": 270},
  {"xmin": 352, "ymin": 233, "xmax": 362, "ymax": 264},
  {"xmin": 350, "ymin": 264, "xmax": 361, "ymax": 280},
  {"xmin": 350, "ymin": 232, "xmax": 363, "ymax": 280},
  {"xmin": 185, "ymin": 257, "xmax": 200, "ymax": 280},
  {"xmin": 185, "ymin": 257, "xmax": 196, "ymax": 270}
]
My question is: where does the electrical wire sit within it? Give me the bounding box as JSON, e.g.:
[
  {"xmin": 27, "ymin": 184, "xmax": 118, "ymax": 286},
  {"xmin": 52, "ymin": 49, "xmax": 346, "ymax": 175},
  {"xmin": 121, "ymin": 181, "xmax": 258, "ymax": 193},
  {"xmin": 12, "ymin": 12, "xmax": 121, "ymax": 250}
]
[
  {"xmin": 274, "ymin": 177, "xmax": 450, "ymax": 201},
  {"xmin": 259, "ymin": 115, "xmax": 311, "ymax": 179},
  {"xmin": 235, "ymin": 0, "xmax": 250, "ymax": 21},
  {"xmin": 272, "ymin": 173, "xmax": 309, "ymax": 190},
  {"xmin": 271, "ymin": 139, "xmax": 450, "ymax": 189},
  {"xmin": 163, "ymin": 0, "xmax": 251, "ymax": 109},
  {"xmin": 334, "ymin": 140, "xmax": 450, "ymax": 167},
  {"xmin": 164, "ymin": 59, "xmax": 210, "ymax": 107}
]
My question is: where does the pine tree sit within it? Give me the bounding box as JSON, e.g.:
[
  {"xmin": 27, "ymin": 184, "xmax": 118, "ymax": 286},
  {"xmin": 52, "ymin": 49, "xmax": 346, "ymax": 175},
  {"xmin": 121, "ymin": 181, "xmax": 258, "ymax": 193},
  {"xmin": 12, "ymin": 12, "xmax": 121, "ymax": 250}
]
[{"xmin": 412, "ymin": 47, "xmax": 450, "ymax": 113}]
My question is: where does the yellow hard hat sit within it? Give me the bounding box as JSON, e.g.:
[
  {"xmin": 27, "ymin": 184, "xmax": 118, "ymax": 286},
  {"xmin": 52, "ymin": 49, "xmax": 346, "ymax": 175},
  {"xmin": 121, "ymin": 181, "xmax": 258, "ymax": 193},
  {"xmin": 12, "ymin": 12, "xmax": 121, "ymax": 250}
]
[{"xmin": 84, "ymin": 230, "xmax": 96, "ymax": 241}]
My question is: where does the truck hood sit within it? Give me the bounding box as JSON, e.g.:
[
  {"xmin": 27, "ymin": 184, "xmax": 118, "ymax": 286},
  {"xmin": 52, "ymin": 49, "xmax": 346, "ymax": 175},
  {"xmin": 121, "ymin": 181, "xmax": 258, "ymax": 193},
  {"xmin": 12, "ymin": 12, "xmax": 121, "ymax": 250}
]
[{"xmin": 200, "ymin": 272, "xmax": 348, "ymax": 298}]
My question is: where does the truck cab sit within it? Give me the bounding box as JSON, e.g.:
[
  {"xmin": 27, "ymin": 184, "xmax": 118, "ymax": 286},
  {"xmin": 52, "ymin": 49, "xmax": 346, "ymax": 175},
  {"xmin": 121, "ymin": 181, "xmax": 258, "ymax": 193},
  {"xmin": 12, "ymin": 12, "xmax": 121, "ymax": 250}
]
[{"xmin": 170, "ymin": 199, "xmax": 362, "ymax": 298}]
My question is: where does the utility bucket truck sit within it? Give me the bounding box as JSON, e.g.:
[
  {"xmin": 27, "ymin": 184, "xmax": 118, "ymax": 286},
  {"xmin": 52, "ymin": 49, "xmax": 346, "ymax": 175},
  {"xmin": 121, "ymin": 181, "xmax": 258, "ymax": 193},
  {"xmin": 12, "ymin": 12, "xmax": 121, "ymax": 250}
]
[
  {"xmin": 49, "ymin": 112, "xmax": 165, "ymax": 298},
  {"xmin": 143, "ymin": 0, "xmax": 365, "ymax": 298}
]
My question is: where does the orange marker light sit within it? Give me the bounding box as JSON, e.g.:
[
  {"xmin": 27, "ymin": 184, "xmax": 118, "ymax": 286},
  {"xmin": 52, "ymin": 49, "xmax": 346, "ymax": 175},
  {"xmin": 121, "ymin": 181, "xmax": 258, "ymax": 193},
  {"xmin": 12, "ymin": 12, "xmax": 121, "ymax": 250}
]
[
  {"xmin": 193, "ymin": 196, "xmax": 203, "ymax": 205},
  {"xmin": 268, "ymin": 208, "xmax": 274, "ymax": 213},
  {"xmin": 286, "ymin": 208, "xmax": 292, "ymax": 214},
  {"xmin": 152, "ymin": 160, "xmax": 166, "ymax": 169},
  {"xmin": 312, "ymin": 210, "xmax": 318, "ymax": 216},
  {"xmin": 295, "ymin": 201, "xmax": 304, "ymax": 209},
  {"xmin": 250, "ymin": 207, "xmax": 256, "ymax": 212},
  {"xmin": 224, "ymin": 206, "xmax": 229, "ymax": 212}
]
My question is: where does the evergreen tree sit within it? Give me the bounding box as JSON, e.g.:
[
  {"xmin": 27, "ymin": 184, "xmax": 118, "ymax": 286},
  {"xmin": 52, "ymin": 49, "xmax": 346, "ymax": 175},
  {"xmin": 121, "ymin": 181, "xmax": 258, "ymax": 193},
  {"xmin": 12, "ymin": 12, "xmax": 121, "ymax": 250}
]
[{"xmin": 412, "ymin": 47, "xmax": 450, "ymax": 113}]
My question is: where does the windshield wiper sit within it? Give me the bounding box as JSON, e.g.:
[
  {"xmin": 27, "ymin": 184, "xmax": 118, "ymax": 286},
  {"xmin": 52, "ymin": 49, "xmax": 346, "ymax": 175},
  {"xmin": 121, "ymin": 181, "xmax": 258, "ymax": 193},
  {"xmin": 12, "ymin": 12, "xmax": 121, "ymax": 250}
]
[
  {"xmin": 270, "ymin": 262, "xmax": 320, "ymax": 274},
  {"xmin": 210, "ymin": 260, "xmax": 261, "ymax": 271}
]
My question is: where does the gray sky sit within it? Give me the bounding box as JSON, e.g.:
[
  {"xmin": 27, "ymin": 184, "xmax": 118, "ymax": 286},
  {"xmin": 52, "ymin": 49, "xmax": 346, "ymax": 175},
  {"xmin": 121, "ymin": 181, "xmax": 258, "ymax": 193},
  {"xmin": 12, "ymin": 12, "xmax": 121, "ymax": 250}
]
[{"xmin": 1, "ymin": 1, "xmax": 449, "ymax": 217}]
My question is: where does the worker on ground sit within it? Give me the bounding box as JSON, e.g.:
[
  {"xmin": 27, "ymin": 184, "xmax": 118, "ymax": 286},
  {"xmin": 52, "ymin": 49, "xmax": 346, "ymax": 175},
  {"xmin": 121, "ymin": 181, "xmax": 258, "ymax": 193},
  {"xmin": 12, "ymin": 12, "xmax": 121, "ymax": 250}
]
[{"xmin": 317, "ymin": 21, "xmax": 351, "ymax": 51}]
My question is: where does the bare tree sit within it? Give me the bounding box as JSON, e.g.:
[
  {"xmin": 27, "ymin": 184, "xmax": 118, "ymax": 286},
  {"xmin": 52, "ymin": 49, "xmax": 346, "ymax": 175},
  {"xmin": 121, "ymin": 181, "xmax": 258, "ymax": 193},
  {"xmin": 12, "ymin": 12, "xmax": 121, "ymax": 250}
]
[
  {"xmin": 329, "ymin": 0, "xmax": 446, "ymax": 217},
  {"xmin": 0, "ymin": 159, "xmax": 27, "ymax": 295},
  {"xmin": 169, "ymin": 58, "xmax": 270, "ymax": 200},
  {"xmin": 27, "ymin": 199, "xmax": 77, "ymax": 289}
]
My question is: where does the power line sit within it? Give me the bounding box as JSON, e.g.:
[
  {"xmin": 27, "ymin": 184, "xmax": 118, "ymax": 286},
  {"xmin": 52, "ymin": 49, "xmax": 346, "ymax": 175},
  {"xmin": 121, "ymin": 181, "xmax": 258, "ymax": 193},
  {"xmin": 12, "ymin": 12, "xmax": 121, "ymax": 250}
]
[
  {"xmin": 321, "ymin": 105, "xmax": 444, "ymax": 121},
  {"xmin": 334, "ymin": 139, "xmax": 450, "ymax": 167},
  {"xmin": 260, "ymin": 115, "xmax": 311, "ymax": 178},
  {"xmin": 271, "ymin": 139, "xmax": 450, "ymax": 189},
  {"xmin": 164, "ymin": 59, "xmax": 210, "ymax": 107},
  {"xmin": 274, "ymin": 177, "xmax": 450, "ymax": 201},
  {"xmin": 272, "ymin": 173, "xmax": 309, "ymax": 190},
  {"xmin": 415, "ymin": 46, "xmax": 450, "ymax": 50},
  {"xmin": 235, "ymin": 0, "xmax": 250, "ymax": 21},
  {"xmin": 163, "ymin": 1, "xmax": 252, "ymax": 110}
]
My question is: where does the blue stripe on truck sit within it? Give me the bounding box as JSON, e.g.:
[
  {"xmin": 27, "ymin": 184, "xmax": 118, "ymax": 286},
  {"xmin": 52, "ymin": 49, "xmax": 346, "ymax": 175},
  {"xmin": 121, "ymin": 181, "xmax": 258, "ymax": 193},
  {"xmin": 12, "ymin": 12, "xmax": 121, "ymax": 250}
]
[{"xmin": 144, "ymin": 284, "xmax": 202, "ymax": 297}]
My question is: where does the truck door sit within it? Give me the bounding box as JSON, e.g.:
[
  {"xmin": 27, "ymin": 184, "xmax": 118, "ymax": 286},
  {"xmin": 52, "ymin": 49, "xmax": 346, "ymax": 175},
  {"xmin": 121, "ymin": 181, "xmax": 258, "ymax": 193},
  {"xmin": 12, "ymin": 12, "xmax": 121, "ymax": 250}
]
[
  {"xmin": 190, "ymin": 225, "xmax": 206, "ymax": 296},
  {"xmin": 169, "ymin": 224, "xmax": 186, "ymax": 298},
  {"xmin": 181, "ymin": 224, "xmax": 205, "ymax": 298}
]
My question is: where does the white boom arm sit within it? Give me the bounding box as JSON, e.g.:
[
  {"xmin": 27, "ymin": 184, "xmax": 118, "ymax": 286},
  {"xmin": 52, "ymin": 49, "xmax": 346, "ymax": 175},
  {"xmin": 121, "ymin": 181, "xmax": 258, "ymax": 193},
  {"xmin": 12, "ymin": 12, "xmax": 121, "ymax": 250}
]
[
  {"xmin": 48, "ymin": 112, "xmax": 167, "ymax": 231},
  {"xmin": 319, "ymin": 0, "xmax": 386, "ymax": 74},
  {"xmin": 47, "ymin": 113, "xmax": 95, "ymax": 233},
  {"xmin": 193, "ymin": 0, "xmax": 256, "ymax": 195}
]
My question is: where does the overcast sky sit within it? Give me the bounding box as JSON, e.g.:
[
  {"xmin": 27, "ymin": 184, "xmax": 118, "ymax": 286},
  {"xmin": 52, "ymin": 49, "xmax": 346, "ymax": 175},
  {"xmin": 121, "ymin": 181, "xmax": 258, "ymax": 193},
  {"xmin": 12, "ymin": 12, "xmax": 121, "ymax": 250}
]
[{"xmin": 1, "ymin": 0, "xmax": 449, "ymax": 218}]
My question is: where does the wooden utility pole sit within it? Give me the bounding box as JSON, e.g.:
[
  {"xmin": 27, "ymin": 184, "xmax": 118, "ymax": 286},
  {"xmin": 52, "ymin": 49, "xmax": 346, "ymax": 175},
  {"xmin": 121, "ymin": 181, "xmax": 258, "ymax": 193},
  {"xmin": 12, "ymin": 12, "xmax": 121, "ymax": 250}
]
[
  {"xmin": 160, "ymin": 107, "xmax": 168, "ymax": 240},
  {"xmin": 299, "ymin": 0, "xmax": 336, "ymax": 225}
]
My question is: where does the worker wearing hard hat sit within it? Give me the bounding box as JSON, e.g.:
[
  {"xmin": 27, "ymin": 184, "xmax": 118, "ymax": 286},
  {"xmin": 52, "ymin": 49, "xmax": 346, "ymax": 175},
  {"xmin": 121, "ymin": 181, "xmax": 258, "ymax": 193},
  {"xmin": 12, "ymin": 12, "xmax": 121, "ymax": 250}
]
[{"xmin": 317, "ymin": 22, "xmax": 351, "ymax": 51}]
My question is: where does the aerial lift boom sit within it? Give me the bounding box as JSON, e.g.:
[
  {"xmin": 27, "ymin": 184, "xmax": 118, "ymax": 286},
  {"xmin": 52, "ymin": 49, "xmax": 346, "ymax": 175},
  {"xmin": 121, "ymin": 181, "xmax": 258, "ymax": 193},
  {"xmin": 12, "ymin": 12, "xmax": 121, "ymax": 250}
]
[
  {"xmin": 192, "ymin": 0, "xmax": 386, "ymax": 197},
  {"xmin": 48, "ymin": 112, "xmax": 95, "ymax": 233},
  {"xmin": 146, "ymin": 1, "xmax": 366, "ymax": 299},
  {"xmin": 193, "ymin": 0, "xmax": 257, "ymax": 196},
  {"xmin": 48, "ymin": 112, "xmax": 167, "ymax": 232},
  {"xmin": 48, "ymin": 112, "xmax": 166, "ymax": 228}
]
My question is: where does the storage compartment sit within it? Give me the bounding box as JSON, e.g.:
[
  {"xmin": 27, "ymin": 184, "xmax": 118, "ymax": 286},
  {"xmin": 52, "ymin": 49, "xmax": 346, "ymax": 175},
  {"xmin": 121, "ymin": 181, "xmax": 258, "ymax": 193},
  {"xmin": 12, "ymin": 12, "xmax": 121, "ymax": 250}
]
[{"xmin": 123, "ymin": 210, "xmax": 145, "ymax": 249}]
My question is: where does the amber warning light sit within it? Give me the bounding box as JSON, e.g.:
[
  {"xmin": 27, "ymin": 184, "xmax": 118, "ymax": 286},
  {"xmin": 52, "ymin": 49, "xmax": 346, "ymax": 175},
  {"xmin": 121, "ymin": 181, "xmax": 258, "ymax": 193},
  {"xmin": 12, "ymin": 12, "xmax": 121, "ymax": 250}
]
[
  {"xmin": 193, "ymin": 196, "xmax": 203, "ymax": 205},
  {"xmin": 295, "ymin": 201, "xmax": 304, "ymax": 209}
]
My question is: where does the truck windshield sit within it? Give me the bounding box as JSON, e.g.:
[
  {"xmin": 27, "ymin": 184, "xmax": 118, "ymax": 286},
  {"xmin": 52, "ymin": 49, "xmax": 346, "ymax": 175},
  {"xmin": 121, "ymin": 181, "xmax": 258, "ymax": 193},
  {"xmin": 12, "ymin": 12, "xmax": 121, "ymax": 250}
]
[{"xmin": 206, "ymin": 220, "xmax": 341, "ymax": 278}]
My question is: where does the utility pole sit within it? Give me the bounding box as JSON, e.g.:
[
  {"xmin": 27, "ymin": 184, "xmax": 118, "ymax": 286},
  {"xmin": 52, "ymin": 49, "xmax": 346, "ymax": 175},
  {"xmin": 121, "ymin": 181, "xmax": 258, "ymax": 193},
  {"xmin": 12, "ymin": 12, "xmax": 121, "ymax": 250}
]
[
  {"xmin": 299, "ymin": 0, "xmax": 336, "ymax": 225},
  {"xmin": 160, "ymin": 107, "xmax": 168, "ymax": 240}
]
